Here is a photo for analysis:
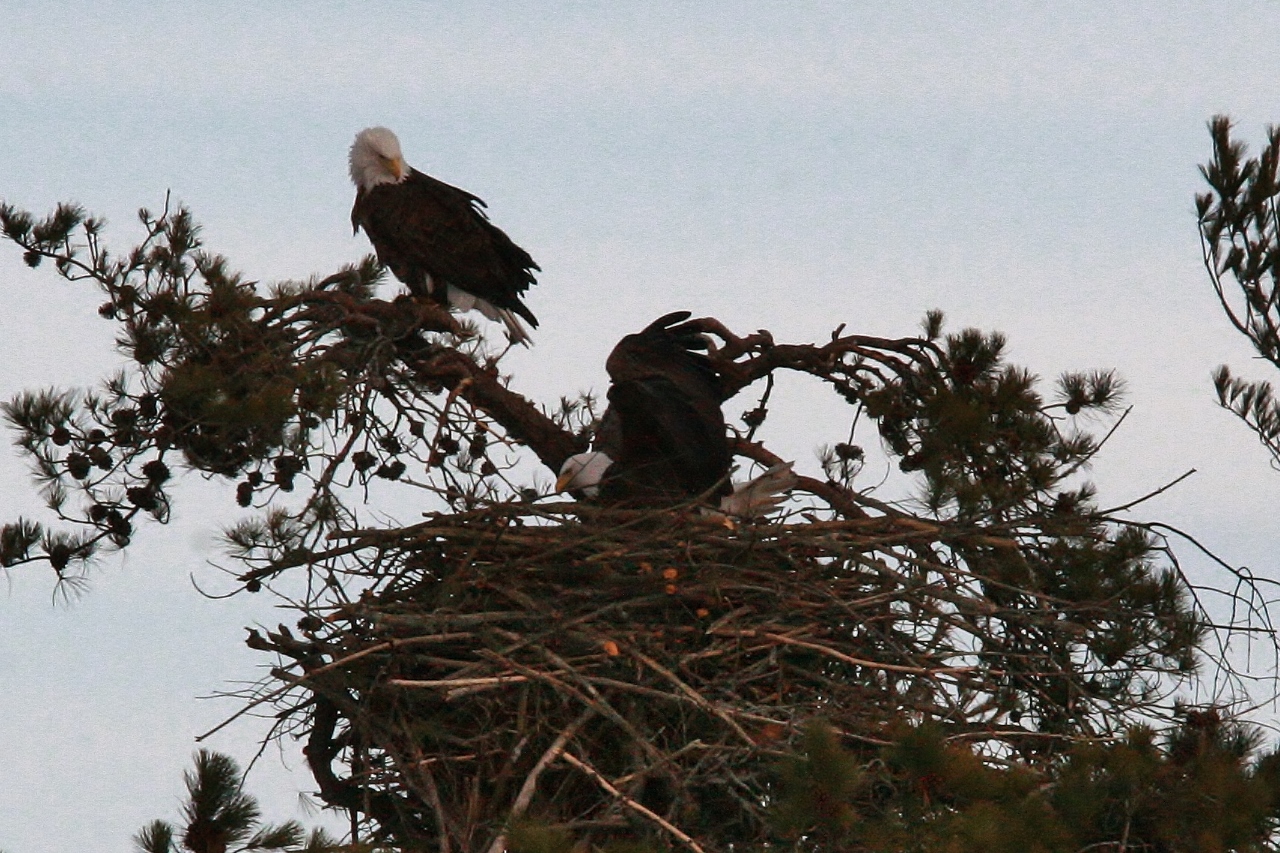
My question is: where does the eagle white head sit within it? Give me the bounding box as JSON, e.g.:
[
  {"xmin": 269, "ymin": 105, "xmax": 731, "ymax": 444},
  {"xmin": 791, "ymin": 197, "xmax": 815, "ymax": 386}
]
[
  {"xmin": 349, "ymin": 126, "xmax": 408, "ymax": 189},
  {"xmin": 556, "ymin": 451, "xmax": 615, "ymax": 497}
]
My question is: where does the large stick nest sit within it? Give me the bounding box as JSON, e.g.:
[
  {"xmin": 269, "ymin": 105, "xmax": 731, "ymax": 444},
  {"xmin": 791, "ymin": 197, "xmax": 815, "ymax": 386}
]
[{"xmin": 249, "ymin": 499, "xmax": 1192, "ymax": 852}]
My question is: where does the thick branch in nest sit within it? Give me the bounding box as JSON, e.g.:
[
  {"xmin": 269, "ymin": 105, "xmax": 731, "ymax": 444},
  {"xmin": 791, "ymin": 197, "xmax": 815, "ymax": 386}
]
[
  {"xmin": 404, "ymin": 347, "xmax": 582, "ymax": 472},
  {"xmin": 385, "ymin": 313, "xmax": 944, "ymax": 480}
]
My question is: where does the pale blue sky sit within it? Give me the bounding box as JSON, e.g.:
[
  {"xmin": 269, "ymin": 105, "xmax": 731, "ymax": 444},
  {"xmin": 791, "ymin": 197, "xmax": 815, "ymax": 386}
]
[{"xmin": 5, "ymin": 3, "xmax": 1280, "ymax": 851}]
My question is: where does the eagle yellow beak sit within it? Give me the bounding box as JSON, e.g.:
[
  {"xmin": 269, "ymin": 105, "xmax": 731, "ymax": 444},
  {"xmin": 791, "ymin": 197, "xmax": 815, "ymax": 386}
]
[
  {"xmin": 380, "ymin": 155, "xmax": 406, "ymax": 181},
  {"xmin": 555, "ymin": 472, "xmax": 575, "ymax": 492}
]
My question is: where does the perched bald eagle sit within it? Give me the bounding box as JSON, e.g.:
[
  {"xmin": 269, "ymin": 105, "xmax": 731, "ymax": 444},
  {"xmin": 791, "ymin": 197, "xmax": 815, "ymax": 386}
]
[
  {"xmin": 557, "ymin": 312, "xmax": 796, "ymax": 516},
  {"xmin": 349, "ymin": 127, "xmax": 540, "ymax": 345}
]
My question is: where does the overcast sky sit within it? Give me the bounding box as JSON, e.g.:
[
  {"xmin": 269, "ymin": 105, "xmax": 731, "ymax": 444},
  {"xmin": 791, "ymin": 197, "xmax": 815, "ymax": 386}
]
[{"xmin": 6, "ymin": 3, "xmax": 1280, "ymax": 852}]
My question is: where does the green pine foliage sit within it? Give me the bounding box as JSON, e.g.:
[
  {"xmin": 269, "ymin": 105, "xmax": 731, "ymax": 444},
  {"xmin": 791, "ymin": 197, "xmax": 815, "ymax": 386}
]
[
  {"xmin": 1198, "ymin": 116, "xmax": 1280, "ymax": 466},
  {"xmin": 864, "ymin": 320, "xmax": 1123, "ymax": 522},
  {"xmin": 771, "ymin": 713, "xmax": 1280, "ymax": 852},
  {"xmin": 135, "ymin": 750, "xmax": 336, "ymax": 853},
  {"xmin": 0, "ymin": 197, "xmax": 409, "ymax": 583},
  {"xmin": 507, "ymin": 821, "xmax": 662, "ymax": 853}
]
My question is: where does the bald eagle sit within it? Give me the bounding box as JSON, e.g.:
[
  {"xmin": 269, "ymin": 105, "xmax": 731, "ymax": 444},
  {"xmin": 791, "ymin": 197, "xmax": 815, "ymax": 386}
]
[
  {"xmin": 557, "ymin": 312, "xmax": 796, "ymax": 516},
  {"xmin": 349, "ymin": 127, "xmax": 540, "ymax": 345}
]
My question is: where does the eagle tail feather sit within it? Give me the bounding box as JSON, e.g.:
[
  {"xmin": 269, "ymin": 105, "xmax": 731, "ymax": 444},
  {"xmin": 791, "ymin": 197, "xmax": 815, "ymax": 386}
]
[
  {"xmin": 498, "ymin": 308, "xmax": 533, "ymax": 347},
  {"xmin": 445, "ymin": 285, "xmax": 534, "ymax": 346},
  {"xmin": 718, "ymin": 462, "xmax": 797, "ymax": 517}
]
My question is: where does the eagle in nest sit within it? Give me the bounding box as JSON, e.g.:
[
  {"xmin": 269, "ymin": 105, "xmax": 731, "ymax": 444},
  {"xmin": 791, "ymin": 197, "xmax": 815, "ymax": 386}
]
[
  {"xmin": 349, "ymin": 126, "xmax": 540, "ymax": 345},
  {"xmin": 558, "ymin": 312, "xmax": 795, "ymax": 516}
]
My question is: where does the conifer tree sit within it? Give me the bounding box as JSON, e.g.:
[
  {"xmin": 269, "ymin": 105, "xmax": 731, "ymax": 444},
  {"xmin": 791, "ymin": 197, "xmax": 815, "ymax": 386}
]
[
  {"xmin": 135, "ymin": 750, "xmax": 335, "ymax": 853},
  {"xmin": 2, "ymin": 189, "xmax": 1277, "ymax": 851},
  {"xmin": 1198, "ymin": 115, "xmax": 1280, "ymax": 465}
]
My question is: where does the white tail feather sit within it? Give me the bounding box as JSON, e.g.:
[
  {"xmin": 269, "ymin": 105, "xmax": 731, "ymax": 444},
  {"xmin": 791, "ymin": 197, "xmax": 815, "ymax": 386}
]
[
  {"xmin": 497, "ymin": 308, "xmax": 533, "ymax": 347},
  {"xmin": 718, "ymin": 462, "xmax": 798, "ymax": 518},
  {"xmin": 444, "ymin": 285, "xmax": 533, "ymax": 347}
]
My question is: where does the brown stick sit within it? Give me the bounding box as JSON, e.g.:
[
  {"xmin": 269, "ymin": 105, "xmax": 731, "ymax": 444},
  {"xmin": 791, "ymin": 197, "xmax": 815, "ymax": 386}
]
[
  {"xmin": 626, "ymin": 646, "xmax": 759, "ymax": 748},
  {"xmin": 410, "ymin": 348, "xmax": 583, "ymax": 471},
  {"xmin": 484, "ymin": 709, "xmax": 596, "ymax": 853},
  {"xmin": 387, "ymin": 675, "xmax": 528, "ymax": 690},
  {"xmin": 759, "ymin": 631, "xmax": 983, "ymax": 676},
  {"xmin": 418, "ymin": 761, "xmax": 453, "ymax": 853},
  {"xmin": 559, "ymin": 751, "xmax": 708, "ymax": 853}
]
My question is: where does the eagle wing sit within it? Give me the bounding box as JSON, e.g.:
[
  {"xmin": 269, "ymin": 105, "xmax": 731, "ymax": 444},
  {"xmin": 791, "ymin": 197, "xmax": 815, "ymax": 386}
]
[
  {"xmin": 597, "ymin": 312, "xmax": 731, "ymax": 503},
  {"xmin": 603, "ymin": 377, "xmax": 731, "ymax": 502},
  {"xmin": 352, "ymin": 169, "xmax": 539, "ymax": 326}
]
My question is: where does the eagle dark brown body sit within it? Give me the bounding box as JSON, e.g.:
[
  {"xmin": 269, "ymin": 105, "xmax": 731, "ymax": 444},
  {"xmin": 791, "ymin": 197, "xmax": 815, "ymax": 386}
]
[
  {"xmin": 348, "ymin": 127, "xmax": 539, "ymax": 344},
  {"xmin": 556, "ymin": 313, "xmax": 796, "ymax": 513},
  {"xmin": 351, "ymin": 170, "xmax": 539, "ymax": 326},
  {"xmin": 593, "ymin": 312, "xmax": 732, "ymax": 504}
]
